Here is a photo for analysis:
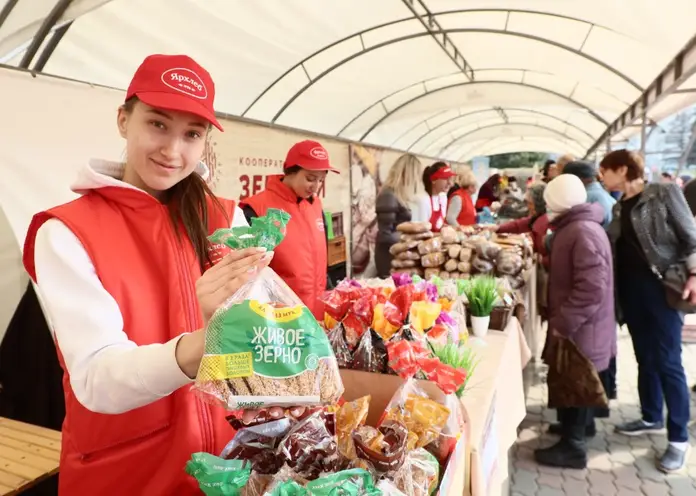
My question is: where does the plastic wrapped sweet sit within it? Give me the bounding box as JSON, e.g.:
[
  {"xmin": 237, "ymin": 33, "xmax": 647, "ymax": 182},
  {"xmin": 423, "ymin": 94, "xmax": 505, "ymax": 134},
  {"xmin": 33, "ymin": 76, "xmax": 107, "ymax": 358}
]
[
  {"xmin": 475, "ymin": 241, "xmax": 502, "ymax": 261},
  {"xmin": 221, "ymin": 418, "xmax": 292, "ymax": 474},
  {"xmin": 408, "ymin": 301, "xmax": 441, "ymax": 334},
  {"xmin": 390, "ymin": 449, "xmax": 440, "ymax": 496},
  {"xmin": 371, "ymin": 304, "xmax": 399, "ymax": 341},
  {"xmin": 336, "ymin": 396, "xmax": 371, "ymax": 460},
  {"xmin": 420, "ymin": 252, "xmax": 445, "ymax": 268},
  {"xmin": 327, "ymin": 324, "xmax": 352, "ymax": 368},
  {"xmin": 497, "ymin": 249, "xmax": 524, "ymax": 275},
  {"xmin": 391, "ymin": 259, "xmax": 418, "ymax": 269},
  {"xmin": 386, "ymin": 337, "xmax": 430, "ymax": 380},
  {"xmin": 439, "ymin": 225, "xmax": 458, "ymax": 244},
  {"xmin": 262, "ymin": 465, "xmax": 309, "ymax": 496},
  {"xmin": 277, "ymin": 410, "xmax": 340, "ymax": 480},
  {"xmin": 417, "ymin": 237, "xmax": 442, "ymax": 256},
  {"xmin": 382, "ymin": 381, "xmax": 450, "ymax": 449},
  {"xmin": 352, "ymin": 329, "xmax": 388, "ymax": 373},
  {"xmin": 396, "ymin": 221, "xmax": 432, "ymax": 234},
  {"xmin": 400, "ymin": 232, "xmax": 434, "ymax": 241},
  {"xmin": 459, "ymin": 247, "xmax": 473, "ymax": 262},
  {"xmin": 389, "ymin": 240, "xmax": 419, "ymax": 255},
  {"xmin": 242, "ymin": 472, "xmax": 274, "ymax": 496},
  {"xmin": 267, "ymin": 469, "xmax": 380, "ymax": 496},
  {"xmin": 447, "ymin": 244, "xmax": 462, "ymax": 259},
  {"xmin": 443, "ymin": 258, "xmax": 458, "ymax": 273},
  {"xmin": 353, "ymin": 421, "xmax": 409, "ymax": 473},
  {"xmin": 185, "ymin": 452, "xmax": 251, "ymax": 496},
  {"xmin": 471, "ymin": 256, "xmax": 495, "ymax": 275},
  {"xmin": 424, "ymin": 394, "xmax": 467, "ymax": 463},
  {"xmin": 395, "ymin": 250, "xmax": 421, "ymax": 261}
]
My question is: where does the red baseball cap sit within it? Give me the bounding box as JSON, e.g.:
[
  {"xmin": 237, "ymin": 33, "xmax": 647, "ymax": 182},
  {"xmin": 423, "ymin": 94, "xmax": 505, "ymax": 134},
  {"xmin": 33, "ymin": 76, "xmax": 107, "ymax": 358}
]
[
  {"xmin": 126, "ymin": 54, "xmax": 223, "ymax": 131},
  {"xmin": 284, "ymin": 140, "xmax": 339, "ymax": 173},
  {"xmin": 430, "ymin": 165, "xmax": 456, "ymax": 181}
]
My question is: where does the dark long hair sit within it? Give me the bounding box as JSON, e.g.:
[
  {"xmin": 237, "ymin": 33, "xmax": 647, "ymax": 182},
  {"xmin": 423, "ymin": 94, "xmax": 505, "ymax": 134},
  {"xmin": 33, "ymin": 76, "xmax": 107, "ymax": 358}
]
[
  {"xmin": 422, "ymin": 161, "xmax": 449, "ymax": 195},
  {"xmin": 122, "ymin": 97, "xmax": 228, "ymax": 271}
]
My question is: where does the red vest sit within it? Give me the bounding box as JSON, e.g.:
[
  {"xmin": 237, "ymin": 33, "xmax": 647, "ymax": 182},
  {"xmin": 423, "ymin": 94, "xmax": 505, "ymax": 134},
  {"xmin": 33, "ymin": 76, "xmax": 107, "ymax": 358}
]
[
  {"xmin": 429, "ymin": 196, "xmax": 446, "ymax": 233},
  {"xmin": 241, "ymin": 175, "xmax": 327, "ymax": 319},
  {"xmin": 449, "ymin": 189, "xmax": 476, "ymax": 226},
  {"xmin": 23, "ymin": 187, "xmax": 236, "ymax": 495}
]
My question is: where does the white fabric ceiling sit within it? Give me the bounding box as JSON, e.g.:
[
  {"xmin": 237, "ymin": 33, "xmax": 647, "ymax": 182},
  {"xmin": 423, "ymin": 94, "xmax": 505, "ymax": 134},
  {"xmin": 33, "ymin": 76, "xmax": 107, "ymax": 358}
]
[{"xmin": 2, "ymin": 0, "xmax": 696, "ymax": 159}]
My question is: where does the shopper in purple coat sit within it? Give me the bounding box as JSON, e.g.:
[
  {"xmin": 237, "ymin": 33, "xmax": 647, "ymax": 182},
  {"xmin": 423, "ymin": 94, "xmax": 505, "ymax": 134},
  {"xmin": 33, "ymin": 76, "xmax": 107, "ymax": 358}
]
[{"xmin": 535, "ymin": 174, "xmax": 617, "ymax": 469}]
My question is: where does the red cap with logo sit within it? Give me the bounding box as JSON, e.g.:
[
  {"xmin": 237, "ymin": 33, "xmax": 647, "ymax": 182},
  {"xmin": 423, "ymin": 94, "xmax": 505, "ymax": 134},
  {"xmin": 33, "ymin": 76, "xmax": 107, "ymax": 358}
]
[
  {"xmin": 284, "ymin": 140, "xmax": 339, "ymax": 173},
  {"xmin": 126, "ymin": 54, "xmax": 223, "ymax": 131},
  {"xmin": 430, "ymin": 165, "xmax": 456, "ymax": 181}
]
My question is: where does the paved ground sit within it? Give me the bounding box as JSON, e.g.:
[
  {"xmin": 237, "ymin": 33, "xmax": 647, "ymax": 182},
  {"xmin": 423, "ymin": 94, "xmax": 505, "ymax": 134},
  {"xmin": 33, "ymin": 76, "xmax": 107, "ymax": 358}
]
[{"xmin": 510, "ymin": 327, "xmax": 696, "ymax": 496}]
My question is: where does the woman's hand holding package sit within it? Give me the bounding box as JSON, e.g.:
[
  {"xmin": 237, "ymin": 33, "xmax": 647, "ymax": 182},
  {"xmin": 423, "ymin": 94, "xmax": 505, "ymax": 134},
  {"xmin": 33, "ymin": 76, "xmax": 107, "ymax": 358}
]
[
  {"xmin": 197, "ymin": 247, "xmax": 274, "ymax": 323},
  {"xmin": 175, "ymin": 248, "xmax": 273, "ymax": 379}
]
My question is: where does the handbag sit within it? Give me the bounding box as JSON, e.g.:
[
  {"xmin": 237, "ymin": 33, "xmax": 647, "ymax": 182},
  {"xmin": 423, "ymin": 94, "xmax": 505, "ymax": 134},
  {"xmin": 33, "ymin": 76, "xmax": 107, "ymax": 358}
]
[
  {"xmin": 546, "ymin": 335, "xmax": 608, "ymax": 409},
  {"xmin": 628, "ymin": 236, "xmax": 696, "ymax": 313},
  {"xmin": 657, "ymin": 262, "xmax": 696, "ymax": 313}
]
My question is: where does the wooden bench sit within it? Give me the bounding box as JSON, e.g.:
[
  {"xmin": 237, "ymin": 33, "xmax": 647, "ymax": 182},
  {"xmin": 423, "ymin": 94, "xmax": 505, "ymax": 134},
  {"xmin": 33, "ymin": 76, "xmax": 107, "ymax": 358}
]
[{"xmin": 0, "ymin": 417, "xmax": 61, "ymax": 495}]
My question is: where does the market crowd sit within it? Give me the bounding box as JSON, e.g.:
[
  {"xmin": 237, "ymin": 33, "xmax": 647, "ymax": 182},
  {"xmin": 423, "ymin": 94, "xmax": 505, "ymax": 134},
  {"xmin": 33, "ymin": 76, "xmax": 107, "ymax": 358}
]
[{"xmin": 375, "ymin": 150, "xmax": 696, "ymax": 473}]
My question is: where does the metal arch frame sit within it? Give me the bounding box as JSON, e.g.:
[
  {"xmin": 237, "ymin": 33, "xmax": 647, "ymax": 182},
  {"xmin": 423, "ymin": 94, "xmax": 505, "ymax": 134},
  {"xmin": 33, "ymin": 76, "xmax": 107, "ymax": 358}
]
[
  {"xmin": 436, "ymin": 122, "xmax": 586, "ymax": 157},
  {"xmin": 33, "ymin": 20, "xmax": 73, "ymax": 72},
  {"xmin": 342, "ymin": 66, "xmax": 627, "ymax": 138},
  {"xmin": 0, "ymin": 0, "xmax": 21, "ymax": 30},
  {"xmin": 477, "ymin": 138, "xmax": 585, "ymax": 159},
  {"xmin": 458, "ymin": 136, "xmax": 583, "ymax": 162},
  {"xmin": 19, "ymin": 0, "xmax": 74, "ymax": 69},
  {"xmin": 399, "ymin": 0, "xmax": 474, "ymax": 80},
  {"xmin": 406, "ymin": 107, "xmax": 598, "ymax": 152},
  {"xmin": 358, "ymin": 80, "xmax": 610, "ymax": 142},
  {"xmin": 241, "ymin": 8, "xmax": 643, "ymax": 118},
  {"xmin": 266, "ymin": 28, "xmax": 642, "ymax": 124}
]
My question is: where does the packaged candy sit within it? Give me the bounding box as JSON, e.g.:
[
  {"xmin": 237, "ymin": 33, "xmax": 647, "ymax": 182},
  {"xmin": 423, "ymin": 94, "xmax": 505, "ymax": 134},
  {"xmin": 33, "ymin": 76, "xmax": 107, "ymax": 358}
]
[
  {"xmin": 353, "ymin": 420, "xmax": 409, "ymax": 473},
  {"xmin": 371, "ymin": 304, "xmax": 399, "ymax": 341},
  {"xmin": 267, "ymin": 469, "xmax": 380, "ymax": 496},
  {"xmin": 194, "ymin": 209, "xmax": 344, "ymax": 410},
  {"xmin": 351, "ymin": 329, "xmax": 388, "ymax": 373},
  {"xmin": 263, "ymin": 465, "xmax": 309, "ymax": 496},
  {"xmin": 185, "ymin": 452, "xmax": 251, "ymax": 496},
  {"xmin": 383, "ymin": 284, "xmax": 426, "ymax": 327},
  {"xmin": 327, "ymin": 324, "xmax": 352, "ymax": 368},
  {"xmin": 382, "ymin": 381, "xmax": 450, "ymax": 449},
  {"xmin": 277, "ymin": 410, "xmax": 340, "ymax": 480},
  {"xmin": 391, "ymin": 273, "xmax": 413, "ymax": 287},
  {"xmin": 220, "ymin": 418, "xmax": 292, "ymax": 474},
  {"xmin": 386, "ymin": 336, "xmax": 430, "ymax": 380},
  {"xmin": 390, "ymin": 449, "xmax": 440, "ymax": 496},
  {"xmin": 425, "ymin": 394, "xmax": 467, "ymax": 463},
  {"xmin": 242, "ymin": 472, "xmax": 274, "ymax": 496},
  {"xmin": 409, "ymin": 301, "xmax": 441, "ymax": 334},
  {"xmin": 376, "ymin": 480, "xmax": 408, "ymax": 496},
  {"xmin": 342, "ymin": 312, "xmax": 368, "ymax": 349},
  {"xmin": 336, "ymin": 396, "xmax": 371, "ymax": 460}
]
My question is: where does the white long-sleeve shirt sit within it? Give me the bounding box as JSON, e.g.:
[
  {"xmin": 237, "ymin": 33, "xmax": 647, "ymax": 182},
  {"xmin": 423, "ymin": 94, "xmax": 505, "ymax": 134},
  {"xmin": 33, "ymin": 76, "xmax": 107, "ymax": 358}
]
[{"xmin": 32, "ymin": 159, "xmax": 248, "ymax": 415}]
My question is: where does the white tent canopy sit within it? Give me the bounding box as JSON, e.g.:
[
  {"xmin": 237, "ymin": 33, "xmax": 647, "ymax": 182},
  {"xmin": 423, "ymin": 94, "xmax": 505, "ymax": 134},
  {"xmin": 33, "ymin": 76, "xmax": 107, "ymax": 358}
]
[{"xmin": 2, "ymin": 0, "xmax": 696, "ymax": 159}]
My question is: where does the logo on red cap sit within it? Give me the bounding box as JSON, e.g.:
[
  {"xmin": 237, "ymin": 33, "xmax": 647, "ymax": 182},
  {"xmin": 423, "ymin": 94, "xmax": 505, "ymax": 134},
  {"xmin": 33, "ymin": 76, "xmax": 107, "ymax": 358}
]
[
  {"xmin": 161, "ymin": 68, "xmax": 208, "ymax": 99},
  {"xmin": 309, "ymin": 146, "xmax": 328, "ymax": 160}
]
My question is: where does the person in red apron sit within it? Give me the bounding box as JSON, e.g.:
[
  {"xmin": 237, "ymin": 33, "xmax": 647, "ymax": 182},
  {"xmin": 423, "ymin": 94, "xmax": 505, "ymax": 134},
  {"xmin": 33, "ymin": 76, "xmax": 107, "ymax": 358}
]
[
  {"xmin": 22, "ymin": 54, "xmax": 276, "ymax": 495},
  {"xmin": 420, "ymin": 162, "xmax": 456, "ymax": 232}
]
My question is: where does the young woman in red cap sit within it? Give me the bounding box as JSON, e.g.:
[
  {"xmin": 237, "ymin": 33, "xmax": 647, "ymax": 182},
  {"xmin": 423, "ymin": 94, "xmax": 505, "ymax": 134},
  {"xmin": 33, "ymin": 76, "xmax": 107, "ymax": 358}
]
[
  {"xmin": 241, "ymin": 140, "xmax": 338, "ymax": 319},
  {"xmin": 22, "ymin": 54, "xmax": 276, "ymax": 495},
  {"xmin": 413, "ymin": 161, "xmax": 456, "ymax": 232}
]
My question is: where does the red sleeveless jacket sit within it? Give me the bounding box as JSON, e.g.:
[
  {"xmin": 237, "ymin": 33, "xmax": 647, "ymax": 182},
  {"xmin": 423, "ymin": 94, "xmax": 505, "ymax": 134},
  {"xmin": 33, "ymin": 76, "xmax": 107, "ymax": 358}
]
[
  {"xmin": 241, "ymin": 175, "xmax": 327, "ymax": 319},
  {"xmin": 23, "ymin": 186, "xmax": 236, "ymax": 495},
  {"xmin": 449, "ymin": 188, "xmax": 476, "ymax": 226}
]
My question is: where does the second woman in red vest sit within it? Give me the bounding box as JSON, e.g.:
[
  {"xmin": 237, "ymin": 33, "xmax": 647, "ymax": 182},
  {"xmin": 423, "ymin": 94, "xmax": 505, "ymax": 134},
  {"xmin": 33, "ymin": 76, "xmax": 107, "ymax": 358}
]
[{"xmin": 241, "ymin": 140, "xmax": 338, "ymax": 319}]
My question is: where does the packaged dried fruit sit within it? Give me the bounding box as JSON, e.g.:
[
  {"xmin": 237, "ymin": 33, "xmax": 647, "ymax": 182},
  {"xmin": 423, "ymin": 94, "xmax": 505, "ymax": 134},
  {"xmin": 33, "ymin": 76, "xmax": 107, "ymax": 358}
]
[{"xmin": 194, "ymin": 209, "xmax": 344, "ymax": 410}]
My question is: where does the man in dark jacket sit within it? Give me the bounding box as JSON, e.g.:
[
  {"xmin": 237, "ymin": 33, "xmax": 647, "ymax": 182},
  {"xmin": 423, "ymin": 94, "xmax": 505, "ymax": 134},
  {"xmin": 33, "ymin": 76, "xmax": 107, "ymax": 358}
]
[
  {"xmin": 563, "ymin": 161, "xmax": 616, "ymax": 228},
  {"xmin": 535, "ymin": 175, "xmax": 617, "ymax": 469}
]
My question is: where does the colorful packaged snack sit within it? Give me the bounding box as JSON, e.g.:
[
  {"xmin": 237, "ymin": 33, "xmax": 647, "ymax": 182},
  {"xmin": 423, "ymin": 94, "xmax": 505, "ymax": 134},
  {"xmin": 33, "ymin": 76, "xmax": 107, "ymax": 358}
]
[
  {"xmin": 336, "ymin": 396, "xmax": 370, "ymax": 460},
  {"xmin": 382, "ymin": 381, "xmax": 450, "ymax": 449},
  {"xmin": 353, "ymin": 420, "xmax": 409, "ymax": 473},
  {"xmin": 220, "ymin": 418, "xmax": 292, "ymax": 474},
  {"xmin": 390, "ymin": 449, "xmax": 440, "ymax": 496},
  {"xmin": 185, "ymin": 452, "xmax": 251, "ymax": 496},
  {"xmin": 351, "ymin": 329, "xmax": 388, "ymax": 374},
  {"xmin": 194, "ymin": 209, "xmax": 344, "ymax": 410},
  {"xmin": 277, "ymin": 410, "xmax": 341, "ymax": 480}
]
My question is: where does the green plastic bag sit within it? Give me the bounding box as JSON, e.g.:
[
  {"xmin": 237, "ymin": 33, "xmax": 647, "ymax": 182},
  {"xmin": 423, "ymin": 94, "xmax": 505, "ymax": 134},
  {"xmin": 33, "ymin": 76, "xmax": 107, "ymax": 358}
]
[
  {"xmin": 185, "ymin": 452, "xmax": 251, "ymax": 496},
  {"xmin": 268, "ymin": 469, "xmax": 380, "ymax": 496},
  {"xmin": 195, "ymin": 208, "xmax": 344, "ymax": 410}
]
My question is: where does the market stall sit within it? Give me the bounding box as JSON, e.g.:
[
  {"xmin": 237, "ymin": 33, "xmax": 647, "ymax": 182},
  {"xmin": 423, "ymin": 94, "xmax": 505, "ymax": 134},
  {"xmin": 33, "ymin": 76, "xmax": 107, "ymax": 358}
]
[{"xmin": 182, "ymin": 213, "xmax": 534, "ymax": 496}]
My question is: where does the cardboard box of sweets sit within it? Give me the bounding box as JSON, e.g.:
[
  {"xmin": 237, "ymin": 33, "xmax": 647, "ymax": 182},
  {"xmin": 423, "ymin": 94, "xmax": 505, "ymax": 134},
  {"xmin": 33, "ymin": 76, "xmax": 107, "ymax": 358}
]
[{"xmin": 340, "ymin": 369, "xmax": 470, "ymax": 496}]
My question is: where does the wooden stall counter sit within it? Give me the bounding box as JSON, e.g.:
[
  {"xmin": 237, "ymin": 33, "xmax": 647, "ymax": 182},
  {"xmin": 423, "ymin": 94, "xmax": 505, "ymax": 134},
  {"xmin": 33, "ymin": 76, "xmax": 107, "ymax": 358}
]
[{"xmin": 0, "ymin": 417, "xmax": 60, "ymax": 496}]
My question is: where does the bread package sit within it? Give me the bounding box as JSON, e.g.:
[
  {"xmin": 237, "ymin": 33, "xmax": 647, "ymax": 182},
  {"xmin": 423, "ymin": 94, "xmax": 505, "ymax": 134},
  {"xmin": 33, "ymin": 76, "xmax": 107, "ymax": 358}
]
[
  {"xmin": 443, "ymin": 259, "xmax": 458, "ymax": 272},
  {"xmin": 401, "ymin": 232, "xmax": 434, "ymax": 242},
  {"xmin": 396, "ymin": 222, "xmax": 432, "ymax": 234},
  {"xmin": 421, "ymin": 252, "xmax": 446, "ymax": 268},
  {"xmin": 389, "ymin": 240, "xmax": 419, "ymax": 255},
  {"xmin": 439, "ymin": 226, "xmax": 457, "ymax": 244},
  {"xmin": 417, "ymin": 237, "xmax": 443, "ymax": 255}
]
